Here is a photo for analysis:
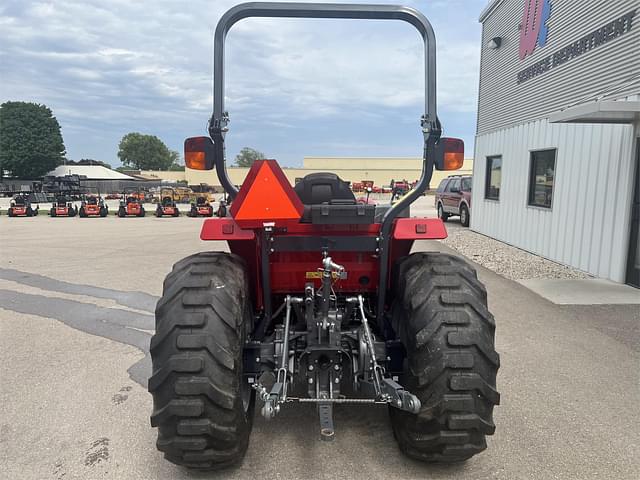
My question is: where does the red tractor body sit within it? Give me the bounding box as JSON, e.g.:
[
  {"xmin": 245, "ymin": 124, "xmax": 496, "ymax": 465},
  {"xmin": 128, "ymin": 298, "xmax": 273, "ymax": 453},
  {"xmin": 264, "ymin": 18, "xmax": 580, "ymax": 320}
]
[{"xmin": 149, "ymin": 2, "xmax": 499, "ymax": 471}]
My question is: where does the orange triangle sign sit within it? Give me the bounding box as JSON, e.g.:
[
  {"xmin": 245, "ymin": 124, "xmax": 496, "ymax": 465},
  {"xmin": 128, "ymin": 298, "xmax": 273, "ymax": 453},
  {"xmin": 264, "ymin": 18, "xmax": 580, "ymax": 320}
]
[{"xmin": 230, "ymin": 160, "xmax": 303, "ymax": 228}]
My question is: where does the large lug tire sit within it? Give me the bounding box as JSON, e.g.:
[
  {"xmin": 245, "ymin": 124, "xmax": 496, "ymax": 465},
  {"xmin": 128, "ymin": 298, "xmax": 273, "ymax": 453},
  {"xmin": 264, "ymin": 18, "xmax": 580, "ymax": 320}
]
[
  {"xmin": 149, "ymin": 252, "xmax": 255, "ymax": 470},
  {"xmin": 390, "ymin": 252, "xmax": 500, "ymax": 463}
]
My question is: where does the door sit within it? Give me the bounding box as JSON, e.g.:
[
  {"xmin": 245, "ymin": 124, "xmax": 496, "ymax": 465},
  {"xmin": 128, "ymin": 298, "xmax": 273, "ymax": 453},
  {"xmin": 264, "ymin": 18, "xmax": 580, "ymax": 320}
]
[
  {"xmin": 626, "ymin": 139, "xmax": 640, "ymax": 288},
  {"xmin": 443, "ymin": 178, "xmax": 461, "ymax": 213}
]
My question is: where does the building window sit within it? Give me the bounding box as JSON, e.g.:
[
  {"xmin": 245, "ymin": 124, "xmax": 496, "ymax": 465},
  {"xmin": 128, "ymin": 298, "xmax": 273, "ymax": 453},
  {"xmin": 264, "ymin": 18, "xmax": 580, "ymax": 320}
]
[
  {"xmin": 485, "ymin": 155, "xmax": 502, "ymax": 200},
  {"xmin": 528, "ymin": 149, "xmax": 556, "ymax": 208}
]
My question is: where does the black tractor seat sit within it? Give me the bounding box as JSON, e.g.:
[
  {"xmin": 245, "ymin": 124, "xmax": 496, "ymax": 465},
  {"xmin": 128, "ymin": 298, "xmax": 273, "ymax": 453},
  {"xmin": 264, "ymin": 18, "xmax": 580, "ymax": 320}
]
[{"xmin": 294, "ymin": 172, "xmax": 375, "ymax": 224}]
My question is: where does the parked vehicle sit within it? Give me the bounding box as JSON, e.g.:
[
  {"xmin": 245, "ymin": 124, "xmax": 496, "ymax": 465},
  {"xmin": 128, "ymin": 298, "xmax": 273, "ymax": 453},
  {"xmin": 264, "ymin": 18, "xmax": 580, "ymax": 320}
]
[
  {"xmin": 148, "ymin": 2, "xmax": 498, "ymax": 471},
  {"xmin": 434, "ymin": 175, "xmax": 472, "ymax": 227},
  {"xmin": 155, "ymin": 188, "xmax": 180, "ymax": 217},
  {"xmin": 187, "ymin": 196, "xmax": 214, "ymax": 217},
  {"xmin": 118, "ymin": 191, "xmax": 145, "ymax": 217},
  {"xmin": 79, "ymin": 195, "xmax": 108, "ymax": 217},
  {"xmin": 7, "ymin": 194, "xmax": 38, "ymax": 217},
  {"xmin": 50, "ymin": 196, "xmax": 77, "ymax": 217}
]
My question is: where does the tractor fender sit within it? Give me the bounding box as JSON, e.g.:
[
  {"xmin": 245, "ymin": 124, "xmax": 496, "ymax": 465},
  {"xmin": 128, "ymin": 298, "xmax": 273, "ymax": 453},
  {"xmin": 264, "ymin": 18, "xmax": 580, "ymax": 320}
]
[
  {"xmin": 200, "ymin": 218, "xmax": 255, "ymax": 240},
  {"xmin": 392, "ymin": 218, "xmax": 447, "ymax": 240}
]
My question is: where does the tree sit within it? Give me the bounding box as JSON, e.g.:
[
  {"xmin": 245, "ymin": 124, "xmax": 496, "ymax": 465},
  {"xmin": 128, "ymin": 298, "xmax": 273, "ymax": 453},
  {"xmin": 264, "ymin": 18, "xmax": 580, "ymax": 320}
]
[
  {"xmin": 0, "ymin": 101, "xmax": 66, "ymax": 179},
  {"xmin": 73, "ymin": 158, "xmax": 112, "ymax": 169},
  {"xmin": 167, "ymin": 150, "xmax": 184, "ymax": 171},
  {"xmin": 117, "ymin": 132, "xmax": 176, "ymax": 170},
  {"xmin": 234, "ymin": 147, "xmax": 265, "ymax": 167}
]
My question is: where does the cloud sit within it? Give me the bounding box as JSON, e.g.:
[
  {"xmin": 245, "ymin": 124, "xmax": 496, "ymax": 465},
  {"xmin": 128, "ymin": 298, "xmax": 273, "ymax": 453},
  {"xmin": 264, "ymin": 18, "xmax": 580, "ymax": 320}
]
[{"xmin": 0, "ymin": 0, "xmax": 485, "ymax": 165}]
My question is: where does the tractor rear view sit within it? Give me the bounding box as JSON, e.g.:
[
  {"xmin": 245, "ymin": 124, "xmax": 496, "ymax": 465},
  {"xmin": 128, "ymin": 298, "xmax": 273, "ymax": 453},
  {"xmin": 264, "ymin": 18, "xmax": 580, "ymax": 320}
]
[{"xmin": 149, "ymin": 2, "xmax": 499, "ymax": 470}]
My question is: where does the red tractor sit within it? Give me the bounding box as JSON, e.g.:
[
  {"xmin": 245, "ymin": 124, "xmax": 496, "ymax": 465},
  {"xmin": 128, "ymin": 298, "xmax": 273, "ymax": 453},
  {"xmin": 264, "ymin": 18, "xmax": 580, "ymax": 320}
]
[
  {"xmin": 118, "ymin": 192, "xmax": 145, "ymax": 217},
  {"xmin": 155, "ymin": 188, "xmax": 180, "ymax": 217},
  {"xmin": 187, "ymin": 196, "xmax": 214, "ymax": 217},
  {"xmin": 50, "ymin": 196, "xmax": 77, "ymax": 217},
  {"xmin": 149, "ymin": 2, "xmax": 499, "ymax": 471},
  {"xmin": 78, "ymin": 195, "xmax": 108, "ymax": 217},
  {"xmin": 7, "ymin": 194, "xmax": 38, "ymax": 217}
]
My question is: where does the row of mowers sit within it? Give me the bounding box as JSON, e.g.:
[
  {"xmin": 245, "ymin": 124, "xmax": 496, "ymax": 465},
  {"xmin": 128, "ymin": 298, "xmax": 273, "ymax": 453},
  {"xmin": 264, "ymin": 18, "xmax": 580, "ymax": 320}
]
[{"xmin": 5, "ymin": 192, "xmax": 219, "ymax": 218}]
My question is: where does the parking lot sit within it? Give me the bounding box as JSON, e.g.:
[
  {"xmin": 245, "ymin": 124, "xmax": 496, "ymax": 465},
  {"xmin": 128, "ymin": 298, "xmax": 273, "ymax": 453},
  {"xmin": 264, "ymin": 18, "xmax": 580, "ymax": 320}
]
[{"xmin": 0, "ymin": 197, "xmax": 638, "ymax": 480}]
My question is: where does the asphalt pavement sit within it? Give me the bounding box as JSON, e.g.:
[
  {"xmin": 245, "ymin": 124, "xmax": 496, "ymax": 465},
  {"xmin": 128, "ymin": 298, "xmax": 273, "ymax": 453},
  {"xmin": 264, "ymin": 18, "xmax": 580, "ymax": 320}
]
[{"xmin": 0, "ymin": 207, "xmax": 638, "ymax": 480}]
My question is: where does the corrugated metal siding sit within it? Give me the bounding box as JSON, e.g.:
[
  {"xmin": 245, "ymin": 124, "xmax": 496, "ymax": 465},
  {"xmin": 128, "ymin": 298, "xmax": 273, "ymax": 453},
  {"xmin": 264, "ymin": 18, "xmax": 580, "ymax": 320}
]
[
  {"xmin": 478, "ymin": 0, "xmax": 640, "ymax": 134},
  {"xmin": 471, "ymin": 118, "xmax": 637, "ymax": 282}
]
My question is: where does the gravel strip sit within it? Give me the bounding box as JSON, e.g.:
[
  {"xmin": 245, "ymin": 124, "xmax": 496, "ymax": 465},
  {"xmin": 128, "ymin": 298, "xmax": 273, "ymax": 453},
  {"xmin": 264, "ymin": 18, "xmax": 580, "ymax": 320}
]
[{"xmin": 442, "ymin": 227, "xmax": 591, "ymax": 281}]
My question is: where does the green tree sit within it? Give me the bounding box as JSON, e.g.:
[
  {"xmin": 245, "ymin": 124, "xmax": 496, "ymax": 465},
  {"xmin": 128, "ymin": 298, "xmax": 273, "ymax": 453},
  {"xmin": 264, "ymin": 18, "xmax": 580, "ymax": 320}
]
[
  {"xmin": 234, "ymin": 147, "xmax": 265, "ymax": 167},
  {"xmin": 117, "ymin": 132, "xmax": 176, "ymax": 170},
  {"xmin": 167, "ymin": 150, "xmax": 184, "ymax": 171},
  {"xmin": 0, "ymin": 101, "xmax": 66, "ymax": 179},
  {"xmin": 75, "ymin": 158, "xmax": 112, "ymax": 169}
]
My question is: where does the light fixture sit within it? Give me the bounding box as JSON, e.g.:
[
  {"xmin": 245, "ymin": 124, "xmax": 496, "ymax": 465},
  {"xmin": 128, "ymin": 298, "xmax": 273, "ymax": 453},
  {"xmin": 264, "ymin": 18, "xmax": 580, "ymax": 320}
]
[{"xmin": 487, "ymin": 37, "xmax": 502, "ymax": 49}]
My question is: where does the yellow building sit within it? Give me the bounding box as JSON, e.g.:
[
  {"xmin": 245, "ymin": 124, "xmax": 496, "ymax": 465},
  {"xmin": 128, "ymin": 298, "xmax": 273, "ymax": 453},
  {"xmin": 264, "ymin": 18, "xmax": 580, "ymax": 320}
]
[{"xmin": 139, "ymin": 157, "xmax": 474, "ymax": 191}]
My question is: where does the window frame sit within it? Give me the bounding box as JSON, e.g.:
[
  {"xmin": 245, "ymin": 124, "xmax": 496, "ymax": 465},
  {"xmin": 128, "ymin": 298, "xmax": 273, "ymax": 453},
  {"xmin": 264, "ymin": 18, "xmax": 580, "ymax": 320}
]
[
  {"xmin": 527, "ymin": 148, "xmax": 557, "ymax": 209},
  {"xmin": 446, "ymin": 178, "xmax": 461, "ymax": 193},
  {"xmin": 484, "ymin": 155, "xmax": 502, "ymax": 201}
]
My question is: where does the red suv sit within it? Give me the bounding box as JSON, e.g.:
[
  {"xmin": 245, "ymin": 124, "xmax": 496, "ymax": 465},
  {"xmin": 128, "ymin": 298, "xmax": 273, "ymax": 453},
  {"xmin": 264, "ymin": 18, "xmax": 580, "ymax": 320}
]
[{"xmin": 434, "ymin": 175, "xmax": 472, "ymax": 227}]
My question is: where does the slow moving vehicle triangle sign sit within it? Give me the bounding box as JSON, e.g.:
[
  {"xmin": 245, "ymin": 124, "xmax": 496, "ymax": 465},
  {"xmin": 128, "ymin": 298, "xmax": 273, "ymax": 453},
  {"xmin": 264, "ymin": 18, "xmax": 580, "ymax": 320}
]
[{"xmin": 230, "ymin": 159, "xmax": 304, "ymax": 228}]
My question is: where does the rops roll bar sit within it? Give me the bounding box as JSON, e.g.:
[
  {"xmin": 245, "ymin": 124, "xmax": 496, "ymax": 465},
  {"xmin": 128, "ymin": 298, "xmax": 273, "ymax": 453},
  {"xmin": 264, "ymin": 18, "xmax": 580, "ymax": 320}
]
[
  {"xmin": 209, "ymin": 2, "xmax": 440, "ymax": 199},
  {"xmin": 209, "ymin": 2, "xmax": 442, "ymax": 322}
]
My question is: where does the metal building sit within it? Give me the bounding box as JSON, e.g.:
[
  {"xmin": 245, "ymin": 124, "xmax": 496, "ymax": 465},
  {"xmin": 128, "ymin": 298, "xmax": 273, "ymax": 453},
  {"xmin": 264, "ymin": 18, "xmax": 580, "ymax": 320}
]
[{"xmin": 473, "ymin": 0, "xmax": 640, "ymax": 287}]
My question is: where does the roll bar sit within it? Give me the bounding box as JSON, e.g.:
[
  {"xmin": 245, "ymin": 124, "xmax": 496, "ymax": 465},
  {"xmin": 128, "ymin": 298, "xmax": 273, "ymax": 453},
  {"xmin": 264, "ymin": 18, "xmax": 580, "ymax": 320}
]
[
  {"xmin": 209, "ymin": 2, "xmax": 443, "ymax": 324},
  {"xmin": 209, "ymin": 2, "xmax": 440, "ymax": 199}
]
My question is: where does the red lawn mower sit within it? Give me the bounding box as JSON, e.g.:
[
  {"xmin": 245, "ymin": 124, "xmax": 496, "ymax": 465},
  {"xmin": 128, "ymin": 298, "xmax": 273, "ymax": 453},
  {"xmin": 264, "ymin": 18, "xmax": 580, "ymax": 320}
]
[
  {"xmin": 155, "ymin": 188, "xmax": 180, "ymax": 217},
  {"xmin": 149, "ymin": 2, "xmax": 499, "ymax": 471},
  {"xmin": 118, "ymin": 192, "xmax": 145, "ymax": 217},
  {"xmin": 187, "ymin": 196, "xmax": 214, "ymax": 217},
  {"xmin": 50, "ymin": 196, "xmax": 77, "ymax": 217},
  {"xmin": 79, "ymin": 194, "xmax": 108, "ymax": 217},
  {"xmin": 7, "ymin": 194, "xmax": 38, "ymax": 217}
]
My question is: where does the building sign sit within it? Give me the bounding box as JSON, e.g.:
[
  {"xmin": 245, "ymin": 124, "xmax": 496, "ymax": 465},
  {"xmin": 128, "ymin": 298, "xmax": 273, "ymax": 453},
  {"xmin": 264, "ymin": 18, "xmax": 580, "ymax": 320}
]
[
  {"xmin": 519, "ymin": 0, "xmax": 552, "ymax": 60},
  {"xmin": 517, "ymin": 9, "xmax": 637, "ymax": 84}
]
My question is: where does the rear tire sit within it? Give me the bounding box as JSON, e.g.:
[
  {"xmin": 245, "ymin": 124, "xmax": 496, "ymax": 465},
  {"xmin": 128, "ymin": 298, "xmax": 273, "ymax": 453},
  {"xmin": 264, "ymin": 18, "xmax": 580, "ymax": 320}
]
[
  {"xmin": 50, "ymin": 208, "xmax": 56, "ymax": 217},
  {"xmin": 7, "ymin": 207, "xmax": 14, "ymax": 217},
  {"xmin": 139, "ymin": 206, "xmax": 146, "ymax": 217},
  {"xmin": 80, "ymin": 207, "xmax": 87, "ymax": 218},
  {"xmin": 390, "ymin": 252, "xmax": 499, "ymax": 463},
  {"xmin": 149, "ymin": 252, "xmax": 255, "ymax": 470}
]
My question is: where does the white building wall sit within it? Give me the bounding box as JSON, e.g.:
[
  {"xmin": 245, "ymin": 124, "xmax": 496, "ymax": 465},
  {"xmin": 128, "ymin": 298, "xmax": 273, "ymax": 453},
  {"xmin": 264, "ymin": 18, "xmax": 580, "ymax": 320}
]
[{"xmin": 472, "ymin": 119, "xmax": 636, "ymax": 282}]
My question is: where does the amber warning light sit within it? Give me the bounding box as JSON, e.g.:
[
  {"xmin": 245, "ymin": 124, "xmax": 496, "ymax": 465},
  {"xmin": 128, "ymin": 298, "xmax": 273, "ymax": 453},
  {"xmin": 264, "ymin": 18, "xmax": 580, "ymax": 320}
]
[
  {"xmin": 184, "ymin": 136, "xmax": 214, "ymax": 170},
  {"xmin": 435, "ymin": 137, "xmax": 464, "ymax": 171}
]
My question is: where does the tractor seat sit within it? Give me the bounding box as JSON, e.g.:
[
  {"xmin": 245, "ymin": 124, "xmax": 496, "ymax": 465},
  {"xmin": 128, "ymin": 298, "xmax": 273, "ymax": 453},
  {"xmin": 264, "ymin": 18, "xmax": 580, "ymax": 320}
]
[
  {"xmin": 294, "ymin": 172, "xmax": 375, "ymax": 224},
  {"xmin": 294, "ymin": 172, "xmax": 356, "ymax": 205},
  {"xmin": 87, "ymin": 197, "xmax": 97, "ymax": 205},
  {"xmin": 196, "ymin": 197, "xmax": 206, "ymax": 206},
  {"xmin": 162, "ymin": 196, "xmax": 172, "ymax": 206}
]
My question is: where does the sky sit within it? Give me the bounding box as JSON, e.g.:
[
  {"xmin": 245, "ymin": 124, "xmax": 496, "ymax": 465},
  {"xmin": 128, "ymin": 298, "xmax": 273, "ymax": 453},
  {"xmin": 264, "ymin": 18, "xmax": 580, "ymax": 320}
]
[{"xmin": 0, "ymin": 0, "xmax": 487, "ymax": 167}]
